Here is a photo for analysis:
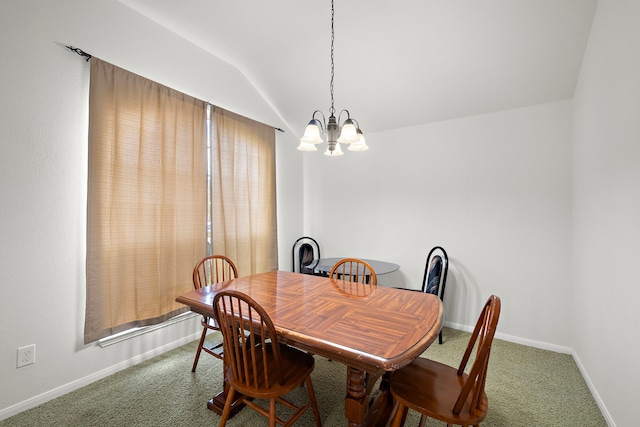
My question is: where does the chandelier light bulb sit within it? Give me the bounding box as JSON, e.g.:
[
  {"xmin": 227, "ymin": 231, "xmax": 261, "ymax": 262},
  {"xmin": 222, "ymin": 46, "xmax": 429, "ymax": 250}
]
[
  {"xmin": 347, "ymin": 129, "xmax": 369, "ymax": 151},
  {"xmin": 337, "ymin": 119, "xmax": 358, "ymax": 143},
  {"xmin": 324, "ymin": 142, "xmax": 344, "ymax": 156},
  {"xmin": 300, "ymin": 121, "xmax": 324, "ymax": 145},
  {"xmin": 297, "ymin": 140, "xmax": 318, "ymax": 151}
]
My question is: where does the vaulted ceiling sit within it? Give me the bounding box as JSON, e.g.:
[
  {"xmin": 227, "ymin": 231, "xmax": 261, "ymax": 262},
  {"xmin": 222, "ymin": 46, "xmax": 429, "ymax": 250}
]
[{"xmin": 119, "ymin": 0, "xmax": 597, "ymax": 135}]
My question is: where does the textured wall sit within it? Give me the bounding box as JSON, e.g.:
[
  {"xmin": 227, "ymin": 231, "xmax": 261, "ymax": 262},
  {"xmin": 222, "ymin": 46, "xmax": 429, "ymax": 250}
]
[{"xmin": 572, "ymin": 0, "xmax": 640, "ymax": 425}]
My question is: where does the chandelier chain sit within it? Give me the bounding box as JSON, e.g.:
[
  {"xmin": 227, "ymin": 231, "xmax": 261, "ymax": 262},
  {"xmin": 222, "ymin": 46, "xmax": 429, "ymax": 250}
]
[{"xmin": 329, "ymin": 0, "xmax": 335, "ymax": 116}]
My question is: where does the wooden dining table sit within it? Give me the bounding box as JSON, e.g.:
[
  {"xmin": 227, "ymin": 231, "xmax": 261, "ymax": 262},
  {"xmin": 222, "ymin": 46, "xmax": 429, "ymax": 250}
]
[{"xmin": 176, "ymin": 270, "xmax": 443, "ymax": 427}]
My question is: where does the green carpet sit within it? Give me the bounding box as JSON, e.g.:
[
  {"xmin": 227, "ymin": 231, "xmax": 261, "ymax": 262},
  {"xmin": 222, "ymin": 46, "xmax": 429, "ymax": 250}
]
[{"xmin": 0, "ymin": 328, "xmax": 606, "ymax": 426}]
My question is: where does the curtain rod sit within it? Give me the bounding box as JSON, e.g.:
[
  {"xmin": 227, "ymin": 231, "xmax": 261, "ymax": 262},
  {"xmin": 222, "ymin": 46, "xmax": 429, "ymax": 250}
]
[
  {"xmin": 66, "ymin": 45, "xmax": 92, "ymax": 61},
  {"xmin": 65, "ymin": 45, "xmax": 284, "ymax": 133}
]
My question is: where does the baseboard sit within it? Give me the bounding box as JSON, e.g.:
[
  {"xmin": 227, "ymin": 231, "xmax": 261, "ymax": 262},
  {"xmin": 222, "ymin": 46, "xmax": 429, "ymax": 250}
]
[
  {"xmin": 2, "ymin": 322, "xmax": 612, "ymax": 425},
  {"xmin": 0, "ymin": 331, "xmax": 200, "ymax": 422},
  {"xmin": 444, "ymin": 321, "xmax": 614, "ymax": 426},
  {"xmin": 572, "ymin": 351, "xmax": 616, "ymax": 427},
  {"xmin": 444, "ymin": 321, "xmax": 573, "ymax": 353}
]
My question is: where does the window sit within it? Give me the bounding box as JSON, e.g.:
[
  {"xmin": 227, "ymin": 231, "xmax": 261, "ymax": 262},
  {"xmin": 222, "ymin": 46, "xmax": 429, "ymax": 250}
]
[
  {"xmin": 84, "ymin": 59, "xmax": 276, "ymax": 344},
  {"xmin": 207, "ymin": 105, "xmax": 278, "ymax": 277}
]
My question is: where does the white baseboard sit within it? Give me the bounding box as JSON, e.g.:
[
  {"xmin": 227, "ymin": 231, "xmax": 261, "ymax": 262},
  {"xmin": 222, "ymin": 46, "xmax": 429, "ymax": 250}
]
[
  {"xmin": 0, "ymin": 331, "xmax": 201, "ymax": 422},
  {"xmin": 444, "ymin": 321, "xmax": 573, "ymax": 353},
  {"xmin": 2, "ymin": 321, "xmax": 613, "ymax": 426},
  {"xmin": 444, "ymin": 321, "xmax": 614, "ymax": 426},
  {"xmin": 572, "ymin": 351, "xmax": 616, "ymax": 427},
  {"xmin": 495, "ymin": 330, "xmax": 573, "ymax": 354}
]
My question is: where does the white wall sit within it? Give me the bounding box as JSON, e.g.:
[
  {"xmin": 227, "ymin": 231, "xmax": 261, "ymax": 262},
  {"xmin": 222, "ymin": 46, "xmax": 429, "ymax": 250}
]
[
  {"xmin": 304, "ymin": 101, "xmax": 573, "ymax": 349},
  {"xmin": 572, "ymin": 0, "xmax": 640, "ymax": 425},
  {"xmin": 0, "ymin": 0, "xmax": 303, "ymax": 418},
  {"xmin": 3, "ymin": 0, "xmax": 637, "ymax": 425}
]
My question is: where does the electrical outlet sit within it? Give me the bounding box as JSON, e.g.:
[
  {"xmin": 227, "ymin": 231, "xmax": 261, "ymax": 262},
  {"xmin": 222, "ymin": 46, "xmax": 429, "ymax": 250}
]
[{"xmin": 17, "ymin": 344, "xmax": 36, "ymax": 368}]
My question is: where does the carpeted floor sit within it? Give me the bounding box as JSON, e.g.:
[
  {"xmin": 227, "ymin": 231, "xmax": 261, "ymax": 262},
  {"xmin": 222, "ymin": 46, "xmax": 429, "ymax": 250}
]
[{"xmin": 0, "ymin": 328, "xmax": 606, "ymax": 426}]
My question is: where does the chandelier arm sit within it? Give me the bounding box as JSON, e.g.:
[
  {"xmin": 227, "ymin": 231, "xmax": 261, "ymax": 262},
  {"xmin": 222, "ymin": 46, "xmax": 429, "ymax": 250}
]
[
  {"xmin": 337, "ymin": 109, "xmax": 351, "ymax": 125},
  {"xmin": 311, "ymin": 110, "xmax": 327, "ymax": 132}
]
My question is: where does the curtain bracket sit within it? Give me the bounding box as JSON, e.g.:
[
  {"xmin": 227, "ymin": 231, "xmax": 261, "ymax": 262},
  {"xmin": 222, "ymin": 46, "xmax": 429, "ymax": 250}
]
[{"xmin": 66, "ymin": 45, "xmax": 92, "ymax": 61}]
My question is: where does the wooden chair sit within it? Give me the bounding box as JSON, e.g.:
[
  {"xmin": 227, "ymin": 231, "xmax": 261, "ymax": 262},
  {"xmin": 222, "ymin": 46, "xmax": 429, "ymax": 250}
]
[
  {"xmin": 213, "ymin": 290, "xmax": 322, "ymax": 427},
  {"xmin": 329, "ymin": 258, "xmax": 377, "ymax": 291},
  {"xmin": 291, "ymin": 236, "xmax": 321, "ymax": 275},
  {"xmin": 389, "ymin": 295, "xmax": 501, "ymax": 427},
  {"xmin": 191, "ymin": 255, "xmax": 238, "ymax": 372},
  {"xmin": 422, "ymin": 246, "xmax": 449, "ymax": 344}
]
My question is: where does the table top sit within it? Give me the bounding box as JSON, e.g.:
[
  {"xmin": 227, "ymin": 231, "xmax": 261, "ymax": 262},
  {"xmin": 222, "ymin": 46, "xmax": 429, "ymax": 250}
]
[
  {"xmin": 176, "ymin": 270, "xmax": 442, "ymax": 372},
  {"xmin": 312, "ymin": 257, "xmax": 400, "ymax": 275}
]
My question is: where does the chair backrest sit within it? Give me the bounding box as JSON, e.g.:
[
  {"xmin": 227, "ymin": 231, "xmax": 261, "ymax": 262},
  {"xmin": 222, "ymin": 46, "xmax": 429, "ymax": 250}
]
[
  {"xmin": 213, "ymin": 290, "xmax": 284, "ymax": 389},
  {"xmin": 192, "ymin": 255, "xmax": 238, "ymax": 289},
  {"xmin": 292, "ymin": 236, "xmax": 321, "ymax": 274},
  {"xmin": 329, "ymin": 258, "xmax": 377, "ymax": 287},
  {"xmin": 453, "ymin": 295, "xmax": 501, "ymax": 415},
  {"xmin": 421, "ymin": 246, "xmax": 449, "ymax": 300}
]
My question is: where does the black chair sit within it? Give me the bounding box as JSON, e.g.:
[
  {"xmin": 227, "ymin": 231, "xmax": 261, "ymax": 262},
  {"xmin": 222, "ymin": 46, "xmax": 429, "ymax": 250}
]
[
  {"xmin": 292, "ymin": 236, "xmax": 321, "ymax": 275},
  {"xmin": 422, "ymin": 246, "xmax": 448, "ymax": 344}
]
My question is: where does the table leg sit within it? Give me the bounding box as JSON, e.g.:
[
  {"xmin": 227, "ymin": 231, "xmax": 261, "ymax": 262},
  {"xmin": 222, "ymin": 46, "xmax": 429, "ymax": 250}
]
[
  {"xmin": 206, "ymin": 359, "xmax": 246, "ymax": 417},
  {"xmin": 344, "ymin": 367, "xmax": 393, "ymax": 427},
  {"xmin": 367, "ymin": 372, "xmax": 394, "ymax": 427}
]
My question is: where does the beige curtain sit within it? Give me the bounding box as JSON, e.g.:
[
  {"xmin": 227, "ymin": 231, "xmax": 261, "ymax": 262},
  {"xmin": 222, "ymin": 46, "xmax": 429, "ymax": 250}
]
[
  {"xmin": 209, "ymin": 106, "xmax": 278, "ymax": 276},
  {"xmin": 85, "ymin": 59, "xmax": 207, "ymax": 344}
]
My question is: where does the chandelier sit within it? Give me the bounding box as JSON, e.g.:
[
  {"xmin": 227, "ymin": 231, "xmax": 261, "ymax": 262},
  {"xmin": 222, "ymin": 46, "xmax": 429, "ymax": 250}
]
[{"xmin": 297, "ymin": 0, "xmax": 368, "ymax": 156}]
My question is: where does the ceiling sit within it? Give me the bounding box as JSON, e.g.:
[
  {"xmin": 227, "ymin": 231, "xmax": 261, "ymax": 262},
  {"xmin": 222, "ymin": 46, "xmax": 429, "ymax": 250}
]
[{"xmin": 118, "ymin": 0, "xmax": 597, "ymax": 135}]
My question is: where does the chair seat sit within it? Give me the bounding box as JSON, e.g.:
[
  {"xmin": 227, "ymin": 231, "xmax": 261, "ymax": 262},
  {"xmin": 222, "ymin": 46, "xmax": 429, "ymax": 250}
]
[
  {"xmin": 228, "ymin": 343, "xmax": 315, "ymax": 399},
  {"xmin": 391, "ymin": 357, "xmax": 488, "ymax": 426}
]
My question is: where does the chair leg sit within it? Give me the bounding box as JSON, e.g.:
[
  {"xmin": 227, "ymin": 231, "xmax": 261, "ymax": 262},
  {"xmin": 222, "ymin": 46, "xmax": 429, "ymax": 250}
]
[
  {"xmin": 268, "ymin": 398, "xmax": 277, "ymax": 427},
  {"xmin": 305, "ymin": 377, "xmax": 322, "ymax": 427},
  {"xmin": 438, "ymin": 329, "xmax": 443, "ymax": 345},
  {"xmin": 390, "ymin": 402, "xmax": 408, "ymax": 427},
  {"xmin": 418, "ymin": 414, "xmax": 427, "ymax": 427},
  {"xmin": 218, "ymin": 387, "xmax": 236, "ymax": 427},
  {"xmin": 191, "ymin": 325, "xmax": 208, "ymax": 372}
]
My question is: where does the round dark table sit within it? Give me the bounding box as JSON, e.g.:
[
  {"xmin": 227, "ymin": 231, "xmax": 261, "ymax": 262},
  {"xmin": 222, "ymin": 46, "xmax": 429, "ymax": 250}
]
[{"xmin": 311, "ymin": 257, "xmax": 400, "ymax": 275}]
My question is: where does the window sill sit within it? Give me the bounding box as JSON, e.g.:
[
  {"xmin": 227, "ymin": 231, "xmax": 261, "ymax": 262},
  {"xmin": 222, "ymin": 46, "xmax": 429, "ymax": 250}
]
[{"xmin": 97, "ymin": 311, "xmax": 199, "ymax": 348}]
